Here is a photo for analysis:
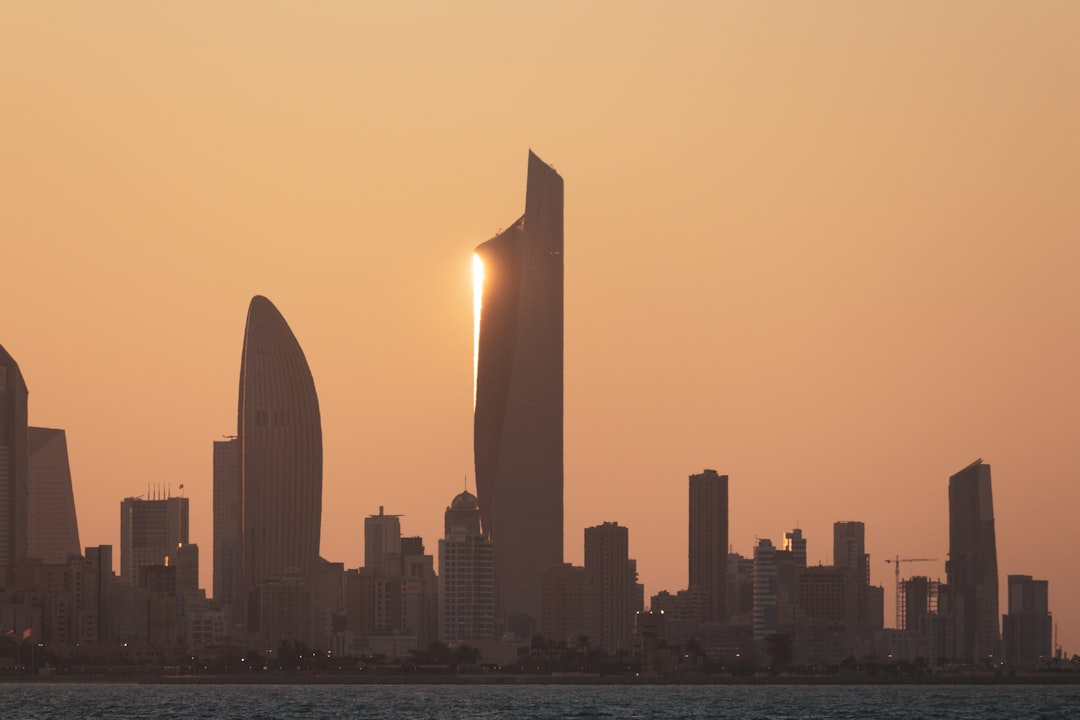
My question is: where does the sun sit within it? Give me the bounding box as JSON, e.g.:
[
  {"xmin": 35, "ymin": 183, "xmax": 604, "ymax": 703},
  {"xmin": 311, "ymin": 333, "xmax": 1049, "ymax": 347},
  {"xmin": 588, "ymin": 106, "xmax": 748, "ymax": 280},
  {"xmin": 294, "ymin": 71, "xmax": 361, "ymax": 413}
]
[{"xmin": 472, "ymin": 253, "xmax": 484, "ymax": 407}]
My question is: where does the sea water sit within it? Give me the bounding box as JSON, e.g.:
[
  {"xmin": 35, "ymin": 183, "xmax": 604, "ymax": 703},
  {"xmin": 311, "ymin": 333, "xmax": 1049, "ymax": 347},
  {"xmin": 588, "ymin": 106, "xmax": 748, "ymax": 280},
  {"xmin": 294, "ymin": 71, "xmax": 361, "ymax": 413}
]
[{"xmin": 0, "ymin": 682, "xmax": 1077, "ymax": 719}]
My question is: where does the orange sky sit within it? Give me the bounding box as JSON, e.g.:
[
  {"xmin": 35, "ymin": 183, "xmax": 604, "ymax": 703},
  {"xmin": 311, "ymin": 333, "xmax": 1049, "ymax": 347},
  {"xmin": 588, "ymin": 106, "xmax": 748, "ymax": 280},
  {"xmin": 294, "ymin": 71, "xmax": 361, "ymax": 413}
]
[{"xmin": 2, "ymin": 2, "xmax": 1078, "ymax": 652}]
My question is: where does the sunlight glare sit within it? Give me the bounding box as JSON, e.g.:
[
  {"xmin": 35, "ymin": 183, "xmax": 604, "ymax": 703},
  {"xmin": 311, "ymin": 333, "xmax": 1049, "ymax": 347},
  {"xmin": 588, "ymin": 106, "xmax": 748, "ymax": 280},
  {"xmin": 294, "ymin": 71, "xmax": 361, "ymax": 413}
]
[{"xmin": 472, "ymin": 253, "xmax": 484, "ymax": 407}]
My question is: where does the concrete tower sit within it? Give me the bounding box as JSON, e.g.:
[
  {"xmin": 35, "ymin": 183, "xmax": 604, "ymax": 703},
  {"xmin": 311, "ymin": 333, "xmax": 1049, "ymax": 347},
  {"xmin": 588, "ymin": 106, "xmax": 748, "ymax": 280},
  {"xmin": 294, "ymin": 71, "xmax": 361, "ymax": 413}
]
[
  {"xmin": 688, "ymin": 469, "xmax": 728, "ymax": 623},
  {"xmin": 0, "ymin": 344, "xmax": 29, "ymax": 566},
  {"xmin": 213, "ymin": 436, "xmax": 242, "ymax": 610},
  {"xmin": 946, "ymin": 458, "xmax": 1000, "ymax": 663},
  {"xmin": 27, "ymin": 427, "xmax": 81, "ymax": 563},
  {"xmin": 438, "ymin": 490, "xmax": 495, "ymax": 644},
  {"xmin": 237, "ymin": 295, "xmax": 323, "ymax": 627},
  {"xmin": 474, "ymin": 151, "xmax": 564, "ymax": 630}
]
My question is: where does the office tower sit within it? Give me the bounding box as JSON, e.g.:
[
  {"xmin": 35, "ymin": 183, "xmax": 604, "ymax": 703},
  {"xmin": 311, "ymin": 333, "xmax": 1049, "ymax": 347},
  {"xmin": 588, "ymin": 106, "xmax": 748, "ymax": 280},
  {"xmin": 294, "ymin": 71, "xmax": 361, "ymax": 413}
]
[
  {"xmin": 784, "ymin": 528, "xmax": 806, "ymax": 572},
  {"xmin": 752, "ymin": 538, "xmax": 777, "ymax": 642},
  {"xmin": 401, "ymin": 536, "xmax": 438, "ymax": 649},
  {"xmin": 258, "ymin": 572, "xmax": 312, "ymax": 645},
  {"xmin": 1002, "ymin": 575, "xmax": 1052, "ymax": 668},
  {"xmin": 365, "ymin": 506, "xmax": 402, "ymax": 574},
  {"xmin": 474, "ymin": 151, "xmax": 564, "ymax": 629},
  {"xmin": 726, "ymin": 552, "xmax": 755, "ymax": 627},
  {"xmin": 833, "ymin": 521, "xmax": 868, "ymax": 583},
  {"xmin": 833, "ymin": 520, "xmax": 874, "ymax": 636},
  {"xmin": 174, "ymin": 542, "xmax": 199, "ymax": 595},
  {"xmin": 541, "ymin": 563, "xmax": 589, "ymax": 647},
  {"xmin": 27, "ymin": 427, "xmax": 81, "ymax": 563},
  {"xmin": 238, "ymin": 295, "xmax": 323, "ymax": 616},
  {"xmin": 945, "ymin": 458, "xmax": 1000, "ymax": 663},
  {"xmin": 438, "ymin": 490, "xmax": 495, "ymax": 644},
  {"xmin": 584, "ymin": 522, "xmax": 632, "ymax": 652},
  {"xmin": 212, "ymin": 437, "xmax": 242, "ymax": 609},
  {"xmin": 0, "ymin": 343, "xmax": 29, "ymax": 565},
  {"xmin": 119, "ymin": 494, "xmax": 189, "ymax": 588},
  {"xmin": 688, "ymin": 469, "xmax": 728, "ymax": 624},
  {"xmin": 83, "ymin": 545, "xmax": 114, "ymax": 643}
]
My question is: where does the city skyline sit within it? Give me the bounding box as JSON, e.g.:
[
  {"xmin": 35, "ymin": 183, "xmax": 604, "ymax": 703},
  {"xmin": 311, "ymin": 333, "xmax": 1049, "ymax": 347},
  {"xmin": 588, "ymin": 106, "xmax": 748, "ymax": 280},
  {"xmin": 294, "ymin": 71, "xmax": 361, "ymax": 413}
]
[{"xmin": 2, "ymin": 2, "xmax": 1078, "ymax": 651}]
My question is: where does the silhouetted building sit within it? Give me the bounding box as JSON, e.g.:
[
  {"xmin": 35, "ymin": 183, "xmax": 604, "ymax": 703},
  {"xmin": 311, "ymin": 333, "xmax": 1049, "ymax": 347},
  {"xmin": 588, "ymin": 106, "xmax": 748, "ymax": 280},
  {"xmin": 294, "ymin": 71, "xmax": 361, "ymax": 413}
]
[
  {"xmin": 833, "ymin": 520, "xmax": 880, "ymax": 637},
  {"xmin": 237, "ymin": 295, "xmax": 323, "ymax": 633},
  {"xmin": 585, "ymin": 522, "xmax": 632, "ymax": 652},
  {"xmin": 27, "ymin": 427, "xmax": 81, "ymax": 563},
  {"xmin": 119, "ymin": 494, "xmax": 189, "ymax": 588},
  {"xmin": 688, "ymin": 469, "xmax": 727, "ymax": 624},
  {"xmin": 474, "ymin": 151, "xmax": 564, "ymax": 630},
  {"xmin": 784, "ymin": 528, "xmax": 806, "ymax": 572},
  {"xmin": 797, "ymin": 565, "xmax": 859, "ymax": 663},
  {"xmin": 541, "ymin": 563, "xmax": 590, "ymax": 647},
  {"xmin": 365, "ymin": 506, "xmax": 402, "ymax": 575},
  {"xmin": 0, "ymin": 344, "xmax": 29, "ymax": 566},
  {"xmin": 438, "ymin": 491, "xmax": 495, "ymax": 644},
  {"xmin": 258, "ymin": 571, "xmax": 313, "ymax": 646},
  {"xmin": 726, "ymin": 552, "xmax": 754, "ymax": 628},
  {"xmin": 1002, "ymin": 574, "xmax": 1051, "ymax": 668},
  {"xmin": 401, "ymin": 536, "xmax": 438, "ymax": 650},
  {"xmin": 212, "ymin": 437, "xmax": 242, "ymax": 613},
  {"xmin": 752, "ymin": 539, "xmax": 777, "ymax": 642},
  {"xmin": 833, "ymin": 521, "xmax": 868, "ymax": 583},
  {"xmin": 945, "ymin": 458, "xmax": 1000, "ymax": 663},
  {"xmin": 901, "ymin": 575, "xmax": 941, "ymax": 634}
]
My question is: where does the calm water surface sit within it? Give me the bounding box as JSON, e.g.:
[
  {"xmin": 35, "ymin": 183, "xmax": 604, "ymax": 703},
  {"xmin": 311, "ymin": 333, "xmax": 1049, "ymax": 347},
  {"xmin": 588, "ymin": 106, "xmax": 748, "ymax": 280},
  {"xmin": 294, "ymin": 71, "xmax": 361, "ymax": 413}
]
[{"xmin": 0, "ymin": 683, "xmax": 1077, "ymax": 719}]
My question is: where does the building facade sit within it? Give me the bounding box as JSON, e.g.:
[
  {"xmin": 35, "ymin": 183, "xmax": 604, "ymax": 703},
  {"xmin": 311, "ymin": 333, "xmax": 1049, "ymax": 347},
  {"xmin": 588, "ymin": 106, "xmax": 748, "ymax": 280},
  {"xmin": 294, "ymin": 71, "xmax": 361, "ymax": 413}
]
[
  {"xmin": 688, "ymin": 469, "xmax": 728, "ymax": 624},
  {"xmin": 473, "ymin": 151, "xmax": 564, "ymax": 631},
  {"xmin": 237, "ymin": 295, "xmax": 323, "ymax": 634},
  {"xmin": 438, "ymin": 491, "xmax": 495, "ymax": 644},
  {"xmin": 585, "ymin": 522, "xmax": 632, "ymax": 652},
  {"xmin": 27, "ymin": 426, "xmax": 81, "ymax": 563},
  {"xmin": 0, "ymin": 344, "xmax": 29, "ymax": 566},
  {"xmin": 212, "ymin": 437, "xmax": 242, "ymax": 616},
  {"xmin": 119, "ymin": 494, "xmax": 189, "ymax": 588},
  {"xmin": 945, "ymin": 459, "xmax": 1000, "ymax": 663},
  {"xmin": 1002, "ymin": 574, "xmax": 1051, "ymax": 668}
]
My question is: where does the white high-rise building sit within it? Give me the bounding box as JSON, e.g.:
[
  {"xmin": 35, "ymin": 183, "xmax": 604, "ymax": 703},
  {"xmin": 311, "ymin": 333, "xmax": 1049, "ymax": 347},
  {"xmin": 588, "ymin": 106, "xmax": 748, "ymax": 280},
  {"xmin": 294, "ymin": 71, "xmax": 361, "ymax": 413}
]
[{"xmin": 437, "ymin": 491, "xmax": 494, "ymax": 644}]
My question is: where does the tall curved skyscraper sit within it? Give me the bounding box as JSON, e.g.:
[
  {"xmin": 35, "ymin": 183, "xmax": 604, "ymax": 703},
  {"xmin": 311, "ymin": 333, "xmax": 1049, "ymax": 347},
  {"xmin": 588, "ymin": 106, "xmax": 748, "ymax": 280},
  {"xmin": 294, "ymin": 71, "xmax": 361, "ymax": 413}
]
[
  {"xmin": 238, "ymin": 296, "xmax": 323, "ymax": 617},
  {"xmin": 474, "ymin": 151, "xmax": 564, "ymax": 630},
  {"xmin": 0, "ymin": 343, "xmax": 29, "ymax": 566}
]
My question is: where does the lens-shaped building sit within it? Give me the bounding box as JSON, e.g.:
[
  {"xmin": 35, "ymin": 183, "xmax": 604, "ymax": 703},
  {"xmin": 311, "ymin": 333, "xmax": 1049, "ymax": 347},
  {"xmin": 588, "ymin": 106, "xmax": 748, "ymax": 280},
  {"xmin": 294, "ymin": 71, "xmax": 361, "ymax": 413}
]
[{"xmin": 238, "ymin": 296, "xmax": 323, "ymax": 619}]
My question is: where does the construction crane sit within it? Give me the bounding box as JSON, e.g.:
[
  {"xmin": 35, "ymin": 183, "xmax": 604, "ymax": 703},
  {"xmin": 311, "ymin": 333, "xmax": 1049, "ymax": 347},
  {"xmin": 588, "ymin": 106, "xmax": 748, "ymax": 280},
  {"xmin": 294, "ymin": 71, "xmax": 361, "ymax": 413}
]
[{"xmin": 884, "ymin": 556, "xmax": 938, "ymax": 629}]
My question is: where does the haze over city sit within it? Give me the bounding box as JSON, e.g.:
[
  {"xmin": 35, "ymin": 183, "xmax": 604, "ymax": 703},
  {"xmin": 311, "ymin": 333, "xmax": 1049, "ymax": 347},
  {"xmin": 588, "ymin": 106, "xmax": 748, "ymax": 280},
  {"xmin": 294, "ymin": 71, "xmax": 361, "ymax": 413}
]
[{"xmin": 2, "ymin": 1, "xmax": 1077, "ymax": 652}]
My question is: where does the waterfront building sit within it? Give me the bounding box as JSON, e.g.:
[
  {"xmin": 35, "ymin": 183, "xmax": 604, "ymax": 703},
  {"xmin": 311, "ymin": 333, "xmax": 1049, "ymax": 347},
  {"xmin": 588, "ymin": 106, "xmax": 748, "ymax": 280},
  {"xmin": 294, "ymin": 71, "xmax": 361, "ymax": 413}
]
[
  {"xmin": 438, "ymin": 490, "xmax": 495, "ymax": 644},
  {"xmin": 1002, "ymin": 574, "xmax": 1051, "ymax": 668},
  {"xmin": 27, "ymin": 426, "xmax": 80, "ymax": 563},
  {"xmin": 585, "ymin": 521, "xmax": 633, "ymax": 652},
  {"xmin": 474, "ymin": 151, "xmax": 564, "ymax": 630},
  {"xmin": 0, "ymin": 343, "xmax": 29, "ymax": 566},
  {"xmin": 688, "ymin": 469, "xmax": 727, "ymax": 623},
  {"xmin": 752, "ymin": 538, "xmax": 777, "ymax": 642},
  {"xmin": 212, "ymin": 437, "xmax": 242, "ymax": 612},
  {"xmin": 237, "ymin": 295, "xmax": 323, "ymax": 633},
  {"xmin": 541, "ymin": 563, "xmax": 589, "ymax": 647},
  {"xmin": 945, "ymin": 459, "xmax": 1000, "ymax": 663},
  {"xmin": 119, "ymin": 494, "xmax": 189, "ymax": 589},
  {"xmin": 365, "ymin": 506, "xmax": 402, "ymax": 575}
]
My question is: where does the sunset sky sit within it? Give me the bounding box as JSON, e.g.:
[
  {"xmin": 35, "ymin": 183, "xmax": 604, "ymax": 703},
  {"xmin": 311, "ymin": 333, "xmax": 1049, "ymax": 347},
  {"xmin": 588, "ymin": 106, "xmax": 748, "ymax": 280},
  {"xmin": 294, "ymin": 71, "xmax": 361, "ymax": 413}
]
[{"xmin": 2, "ymin": 2, "xmax": 1078, "ymax": 651}]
